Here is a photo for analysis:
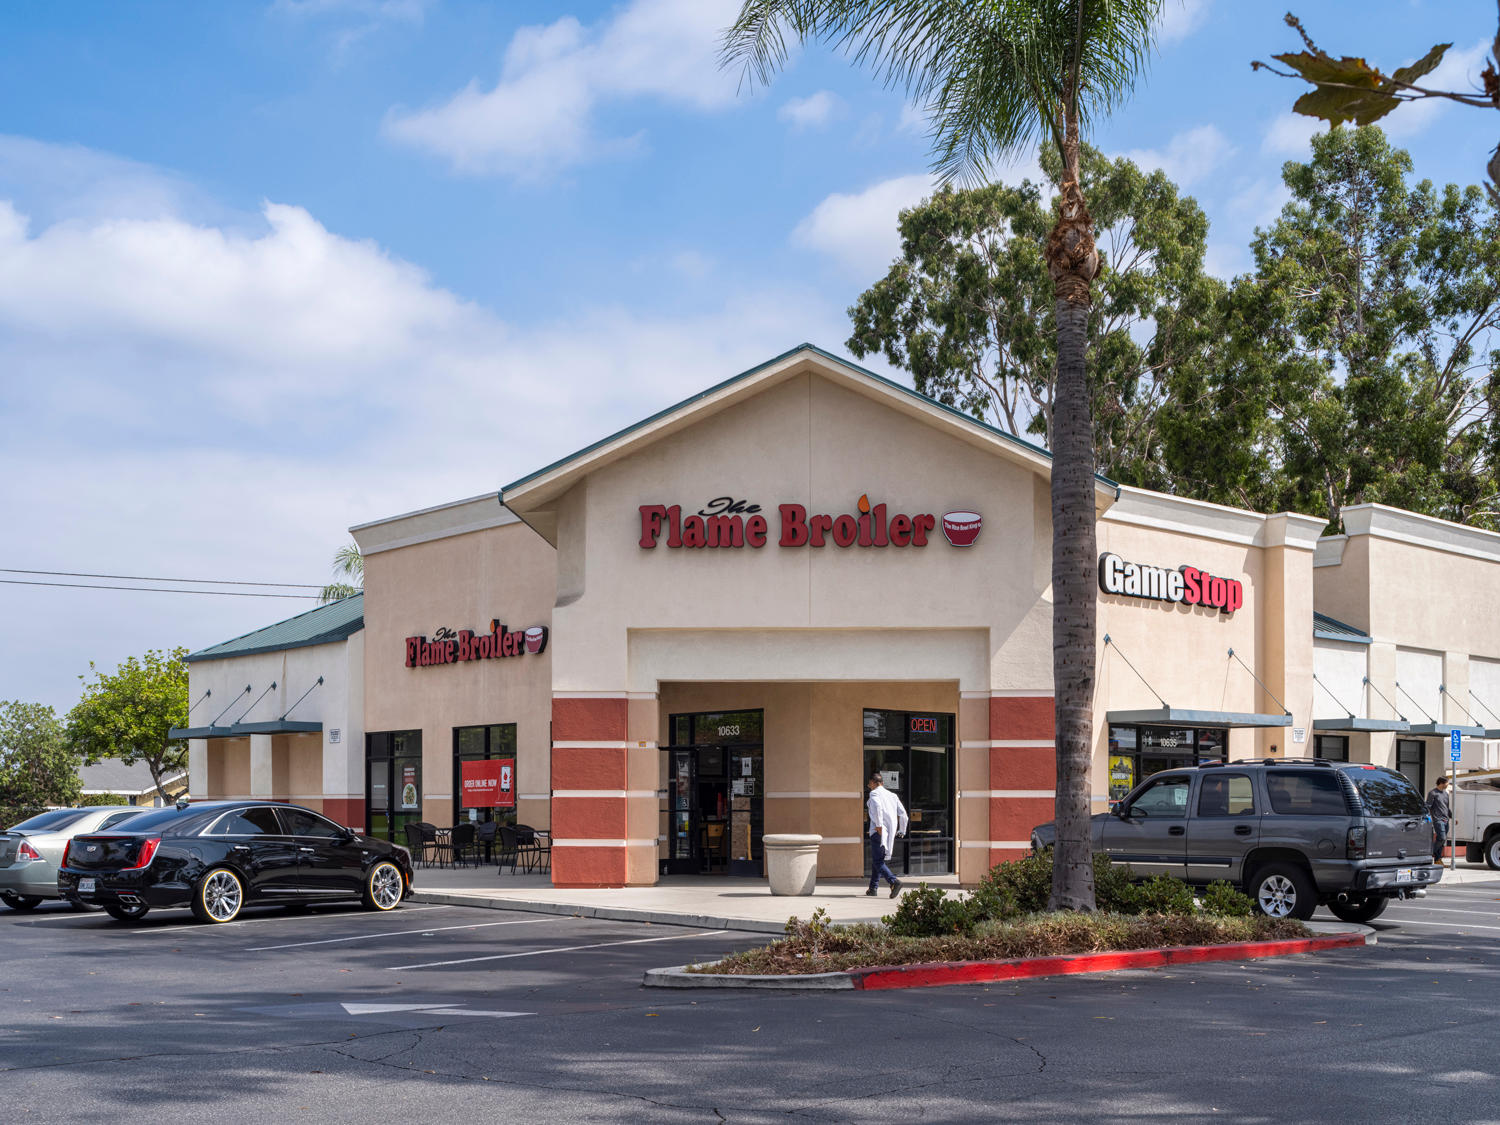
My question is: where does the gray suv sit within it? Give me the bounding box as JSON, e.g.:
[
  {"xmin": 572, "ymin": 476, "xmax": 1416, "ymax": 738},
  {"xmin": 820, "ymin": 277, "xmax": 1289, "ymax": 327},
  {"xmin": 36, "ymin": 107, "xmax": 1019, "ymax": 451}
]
[{"xmin": 1029, "ymin": 759, "xmax": 1442, "ymax": 922}]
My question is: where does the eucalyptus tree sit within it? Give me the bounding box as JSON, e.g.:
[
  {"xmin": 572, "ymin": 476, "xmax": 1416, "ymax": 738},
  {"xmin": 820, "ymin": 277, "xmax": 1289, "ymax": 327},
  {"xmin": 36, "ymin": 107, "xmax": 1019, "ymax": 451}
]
[{"xmin": 724, "ymin": 0, "xmax": 1162, "ymax": 910}]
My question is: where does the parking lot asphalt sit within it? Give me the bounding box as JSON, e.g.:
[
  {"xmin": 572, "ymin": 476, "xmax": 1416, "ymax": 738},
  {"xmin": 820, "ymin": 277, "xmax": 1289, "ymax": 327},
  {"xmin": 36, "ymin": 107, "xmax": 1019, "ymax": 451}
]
[{"xmin": 4, "ymin": 883, "xmax": 1500, "ymax": 1124}]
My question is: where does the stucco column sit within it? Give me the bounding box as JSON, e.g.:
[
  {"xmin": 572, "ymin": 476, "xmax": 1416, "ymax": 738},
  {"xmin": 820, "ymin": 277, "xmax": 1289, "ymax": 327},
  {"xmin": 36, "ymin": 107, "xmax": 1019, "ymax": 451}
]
[
  {"xmin": 188, "ymin": 738, "xmax": 207, "ymax": 799},
  {"xmin": 249, "ymin": 734, "xmax": 274, "ymax": 799},
  {"xmin": 1256, "ymin": 515, "xmax": 1323, "ymax": 757}
]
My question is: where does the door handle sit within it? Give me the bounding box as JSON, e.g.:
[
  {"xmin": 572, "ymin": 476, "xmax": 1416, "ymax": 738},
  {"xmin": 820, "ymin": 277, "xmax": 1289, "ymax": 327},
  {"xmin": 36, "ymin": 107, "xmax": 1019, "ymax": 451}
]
[
  {"xmin": 231, "ymin": 844, "xmax": 249, "ymax": 852},
  {"xmin": 1168, "ymin": 825, "xmax": 1185, "ymax": 836},
  {"xmin": 298, "ymin": 846, "xmax": 316, "ymax": 853},
  {"xmin": 1234, "ymin": 825, "xmax": 1253, "ymax": 836}
]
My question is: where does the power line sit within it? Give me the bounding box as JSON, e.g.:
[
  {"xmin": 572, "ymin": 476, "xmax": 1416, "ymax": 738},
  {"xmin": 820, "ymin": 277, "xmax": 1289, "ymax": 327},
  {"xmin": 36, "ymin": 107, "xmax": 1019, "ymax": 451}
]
[
  {"xmin": 0, "ymin": 567, "xmax": 323, "ymax": 589},
  {"xmin": 0, "ymin": 578, "xmax": 322, "ymax": 599}
]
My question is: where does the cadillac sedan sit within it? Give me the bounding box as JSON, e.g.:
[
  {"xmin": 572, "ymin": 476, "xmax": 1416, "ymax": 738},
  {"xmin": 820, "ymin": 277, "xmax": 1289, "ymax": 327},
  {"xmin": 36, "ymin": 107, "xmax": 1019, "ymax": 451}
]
[
  {"xmin": 1, "ymin": 806, "xmax": 152, "ymax": 910},
  {"xmin": 58, "ymin": 800, "xmax": 414, "ymax": 924}
]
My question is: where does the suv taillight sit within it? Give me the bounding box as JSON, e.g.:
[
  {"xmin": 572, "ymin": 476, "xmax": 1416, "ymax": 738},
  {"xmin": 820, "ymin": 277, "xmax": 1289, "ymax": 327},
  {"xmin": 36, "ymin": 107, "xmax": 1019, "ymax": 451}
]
[
  {"xmin": 123, "ymin": 837, "xmax": 161, "ymax": 870},
  {"xmin": 17, "ymin": 840, "xmax": 41, "ymax": 861},
  {"xmin": 1347, "ymin": 825, "xmax": 1367, "ymax": 860}
]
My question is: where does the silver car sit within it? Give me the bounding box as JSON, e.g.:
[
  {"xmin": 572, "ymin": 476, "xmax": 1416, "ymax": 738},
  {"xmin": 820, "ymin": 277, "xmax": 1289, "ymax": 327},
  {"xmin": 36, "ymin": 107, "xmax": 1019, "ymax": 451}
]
[{"xmin": 1, "ymin": 806, "xmax": 153, "ymax": 910}]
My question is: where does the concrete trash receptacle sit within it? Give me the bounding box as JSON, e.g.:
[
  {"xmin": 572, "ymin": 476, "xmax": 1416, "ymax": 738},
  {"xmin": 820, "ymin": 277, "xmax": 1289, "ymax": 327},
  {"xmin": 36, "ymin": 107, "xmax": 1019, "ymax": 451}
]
[{"xmin": 763, "ymin": 834, "xmax": 822, "ymax": 896}]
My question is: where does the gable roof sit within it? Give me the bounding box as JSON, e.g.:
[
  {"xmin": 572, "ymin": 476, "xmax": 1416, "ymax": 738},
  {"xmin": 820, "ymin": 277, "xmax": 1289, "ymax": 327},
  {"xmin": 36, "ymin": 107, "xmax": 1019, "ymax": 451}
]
[
  {"xmin": 500, "ymin": 343, "xmax": 1119, "ymax": 543},
  {"xmin": 185, "ymin": 593, "xmax": 364, "ymax": 664},
  {"xmin": 78, "ymin": 759, "xmax": 188, "ymax": 796}
]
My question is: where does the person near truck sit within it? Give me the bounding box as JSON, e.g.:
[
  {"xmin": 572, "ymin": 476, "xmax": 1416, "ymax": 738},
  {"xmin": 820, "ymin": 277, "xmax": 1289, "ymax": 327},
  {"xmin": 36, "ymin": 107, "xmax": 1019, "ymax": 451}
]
[
  {"xmin": 1427, "ymin": 775, "xmax": 1451, "ymax": 861},
  {"xmin": 866, "ymin": 771, "xmax": 909, "ymax": 899}
]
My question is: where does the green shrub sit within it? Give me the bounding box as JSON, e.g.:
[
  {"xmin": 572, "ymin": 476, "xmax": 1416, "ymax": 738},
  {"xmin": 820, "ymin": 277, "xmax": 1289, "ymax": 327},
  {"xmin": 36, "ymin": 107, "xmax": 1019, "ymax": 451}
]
[
  {"xmin": 976, "ymin": 846, "xmax": 1053, "ymax": 915},
  {"xmin": 1092, "ymin": 852, "xmax": 1140, "ymax": 913},
  {"xmin": 1200, "ymin": 879, "xmax": 1255, "ymax": 917},
  {"xmin": 1129, "ymin": 874, "xmax": 1198, "ymax": 915},
  {"xmin": 884, "ymin": 882, "xmax": 979, "ymax": 936}
]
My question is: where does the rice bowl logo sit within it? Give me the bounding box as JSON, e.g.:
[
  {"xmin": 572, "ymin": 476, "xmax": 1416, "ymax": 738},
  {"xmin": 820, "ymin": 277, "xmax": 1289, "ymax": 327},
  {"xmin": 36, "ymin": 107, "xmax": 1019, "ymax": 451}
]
[{"xmin": 941, "ymin": 511, "xmax": 982, "ymax": 547}]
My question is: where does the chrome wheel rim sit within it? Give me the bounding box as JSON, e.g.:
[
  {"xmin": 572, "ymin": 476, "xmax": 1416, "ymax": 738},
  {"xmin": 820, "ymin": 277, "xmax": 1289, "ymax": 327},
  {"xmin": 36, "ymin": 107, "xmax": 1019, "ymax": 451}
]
[
  {"xmin": 1257, "ymin": 875, "xmax": 1296, "ymax": 918},
  {"xmin": 204, "ymin": 871, "xmax": 242, "ymax": 921},
  {"xmin": 371, "ymin": 863, "xmax": 402, "ymax": 909}
]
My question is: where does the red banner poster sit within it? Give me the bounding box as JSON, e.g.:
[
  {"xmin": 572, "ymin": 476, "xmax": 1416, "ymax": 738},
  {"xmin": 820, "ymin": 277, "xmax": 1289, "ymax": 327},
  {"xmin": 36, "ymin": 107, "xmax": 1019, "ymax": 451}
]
[{"xmin": 460, "ymin": 759, "xmax": 516, "ymax": 809}]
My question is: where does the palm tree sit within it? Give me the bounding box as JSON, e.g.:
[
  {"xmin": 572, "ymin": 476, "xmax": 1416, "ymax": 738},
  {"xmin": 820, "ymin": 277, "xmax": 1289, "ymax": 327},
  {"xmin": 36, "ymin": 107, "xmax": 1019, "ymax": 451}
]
[
  {"xmin": 724, "ymin": 0, "xmax": 1161, "ymax": 910},
  {"xmin": 319, "ymin": 541, "xmax": 363, "ymax": 604}
]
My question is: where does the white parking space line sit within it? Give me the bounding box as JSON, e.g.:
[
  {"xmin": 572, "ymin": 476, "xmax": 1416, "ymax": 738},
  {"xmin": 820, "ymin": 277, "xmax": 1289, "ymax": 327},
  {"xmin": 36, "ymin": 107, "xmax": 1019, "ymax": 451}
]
[
  {"xmin": 1382, "ymin": 918, "xmax": 1500, "ymax": 933},
  {"xmin": 127, "ymin": 905, "xmax": 453, "ymax": 935},
  {"xmin": 1383, "ymin": 905, "xmax": 1500, "ymax": 919},
  {"xmin": 247, "ymin": 917, "xmax": 556, "ymax": 951},
  {"xmin": 388, "ymin": 929, "xmax": 730, "ymax": 970}
]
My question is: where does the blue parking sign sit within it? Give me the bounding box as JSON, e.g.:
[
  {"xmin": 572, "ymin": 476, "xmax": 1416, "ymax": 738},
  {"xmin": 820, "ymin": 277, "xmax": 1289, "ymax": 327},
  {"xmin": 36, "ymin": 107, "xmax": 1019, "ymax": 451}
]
[{"xmin": 1451, "ymin": 728, "xmax": 1463, "ymax": 761}]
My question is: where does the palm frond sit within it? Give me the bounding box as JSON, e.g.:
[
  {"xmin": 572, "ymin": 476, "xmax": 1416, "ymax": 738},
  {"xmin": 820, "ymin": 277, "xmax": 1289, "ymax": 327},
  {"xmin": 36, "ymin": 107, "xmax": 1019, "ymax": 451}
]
[{"xmin": 723, "ymin": 0, "xmax": 1162, "ymax": 183}]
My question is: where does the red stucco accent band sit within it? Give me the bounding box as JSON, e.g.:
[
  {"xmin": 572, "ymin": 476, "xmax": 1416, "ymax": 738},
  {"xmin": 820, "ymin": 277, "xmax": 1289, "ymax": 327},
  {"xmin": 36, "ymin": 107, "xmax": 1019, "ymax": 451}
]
[
  {"xmin": 551, "ymin": 795, "xmax": 628, "ymax": 839},
  {"xmin": 853, "ymin": 933, "xmax": 1367, "ymax": 990},
  {"xmin": 553, "ymin": 746, "xmax": 628, "ymax": 791},
  {"xmin": 989, "ymin": 695, "xmax": 1055, "ymax": 740},
  {"xmin": 989, "ymin": 796, "xmax": 1055, "ymax": 840},
  {"xmin": 552, "ymin": 845, "xmax": 628, "ymax": 887},
  {"xmin": 989, "ymin": 745, "xmax": 1056, "ymax": 790},
  {"xmin": 989, "ymin": 847, "xmax": 1027, "ymax": 866},
  {"xmin": 552, "ymin": 696, "xmax": 628, "ymax": 741},
  {"xmin": 322, "ymin": 798, "xmax": 362, "ymax": 830}
]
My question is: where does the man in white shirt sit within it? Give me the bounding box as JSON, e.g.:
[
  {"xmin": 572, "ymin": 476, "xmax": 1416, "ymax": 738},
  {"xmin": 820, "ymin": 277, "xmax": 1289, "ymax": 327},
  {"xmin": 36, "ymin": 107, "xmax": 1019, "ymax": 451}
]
[{"xmin": 865, "ymin": 771, "xmax": 910, "ymax": 898}]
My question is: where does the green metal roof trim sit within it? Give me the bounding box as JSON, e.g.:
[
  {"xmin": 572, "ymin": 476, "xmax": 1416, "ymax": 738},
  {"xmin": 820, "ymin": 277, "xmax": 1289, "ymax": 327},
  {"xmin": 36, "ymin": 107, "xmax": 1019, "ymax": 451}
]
[
  {"xmin": 184, "ymin": 594, "xmax": 363, "ymax": 664},
  {"xmin": 500, "ymin": 343, "xmax": 1120, "ymax": 496},
  {"xmin": 1313, "ymin": 612, "xmax": 1372, "ymax": 645}
]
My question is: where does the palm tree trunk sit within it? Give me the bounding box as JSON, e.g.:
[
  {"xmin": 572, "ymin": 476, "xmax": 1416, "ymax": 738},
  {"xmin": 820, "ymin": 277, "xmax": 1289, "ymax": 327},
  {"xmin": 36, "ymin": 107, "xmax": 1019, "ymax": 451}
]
[{"xmin": 1046, "ymin": 104, "xmax": 1100, "ymax": 912}]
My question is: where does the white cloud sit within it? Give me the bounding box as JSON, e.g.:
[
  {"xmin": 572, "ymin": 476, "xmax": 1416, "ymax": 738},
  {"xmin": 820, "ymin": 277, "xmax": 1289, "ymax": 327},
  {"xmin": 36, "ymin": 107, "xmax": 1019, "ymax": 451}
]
[
  {"xmin": 384, "ymin": 0, "xmax": 742, "ymax": 179},
  {"xmin": 896, "ymin": 104, "xmax": 928, "ymax": 137},
  {"xmin": 0, "ymin": 139, "xmax": 860, "ymax": 712},
  {"xmin": 1261, "ymin": 112, "xmax": 1322, "ymax": 157},
  {"xmin": 791, "ymin": 173, "xmax": 937, "ymax": 278},
  {"xmin": 1124, "ymin": 124, "xmax": 1234, "ymax": 187},
  {"xmin": 273, "ymin": 0, "xmax": 433, "ymax": 58},
  {"xmin": 1155, "ymin": 0, "xmax": 1211, "ymax": 47},
  {"xmin": 778, "ymin": 91, "xmax": 843, "ymax": 131},
  {"xmin": 1383, "ymin": 39, "xmax": 1492, "ymax": 139}
]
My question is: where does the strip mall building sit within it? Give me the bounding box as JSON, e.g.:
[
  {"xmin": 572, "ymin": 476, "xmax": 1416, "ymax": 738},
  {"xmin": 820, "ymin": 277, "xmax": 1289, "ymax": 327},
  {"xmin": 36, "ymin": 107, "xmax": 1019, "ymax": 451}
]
[{"xmin": 180, "ymin": 345, "xmax": 1500, "ymax": 887}]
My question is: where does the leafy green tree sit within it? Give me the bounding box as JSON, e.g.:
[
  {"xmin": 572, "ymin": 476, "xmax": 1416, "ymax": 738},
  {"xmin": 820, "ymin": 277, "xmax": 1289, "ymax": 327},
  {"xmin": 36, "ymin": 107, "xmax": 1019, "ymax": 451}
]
[
  {"xmin": 66, "ymin": 648, "xmax": 189, "ymax": 806},
  {"xmin": 725, "ymin": 0, "xmax": 1162, "ymax": 911},
  {"xmin": 1177, "ymin": 126, "xmax": 1500, "ymax": 528},
  {"xmin": 0, "ymin": 701, "xmax": 81, "ymax": 826},
  {"xmin": 847, "ymin": 144, "xmax": 1223, "ymax": 487},
  {"xmin": 1255, "ymin": 13, "xmax": 1500, "ymax": 199},
  {"xmin": 319, "ymin": 541, "xmax": 363, "ymax": 604}
]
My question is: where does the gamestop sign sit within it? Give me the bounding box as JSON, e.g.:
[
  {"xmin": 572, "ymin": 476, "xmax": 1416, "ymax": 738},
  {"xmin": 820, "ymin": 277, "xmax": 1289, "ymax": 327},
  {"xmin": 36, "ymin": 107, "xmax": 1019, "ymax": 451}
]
[{"xmin": 1098, "ymin": 552, "xmax": 1244, "ymax": 615}]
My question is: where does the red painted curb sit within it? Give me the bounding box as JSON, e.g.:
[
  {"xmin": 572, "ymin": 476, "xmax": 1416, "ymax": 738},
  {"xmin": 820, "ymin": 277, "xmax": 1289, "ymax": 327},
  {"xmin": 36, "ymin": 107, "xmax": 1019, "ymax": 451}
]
[{"xmin": 852, "ymin": 932, "xmax": 1366, "ymax": 991}]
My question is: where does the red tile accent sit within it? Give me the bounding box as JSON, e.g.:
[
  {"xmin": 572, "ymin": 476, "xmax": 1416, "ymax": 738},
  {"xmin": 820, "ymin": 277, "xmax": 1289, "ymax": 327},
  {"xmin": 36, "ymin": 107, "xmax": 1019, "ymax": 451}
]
[
  {"xmin": 989, "ymin": 796, "xmax": 1055, "ymax": 840},
  {"xmin": 989, "ymin": 746, "xmax": 1056, "ymax": 790},
  {"xmin": 989, "ymin": 847, "xmax": 1028, "ymax": 867},
  {"xmin": 322, "ymin": 798, "xmax": 362, "ymax": 830},
  {"xmin": 553, "ymin": 746, "xmax": 627, "ymax": 791},
  {"xmin": 551, "ymin": 795, "xmax": 627, "ymax": 839},
  {"xmin": 989, "ymin": 696, "xmax": 1055, "ymax": 740},
  {"xmin": 552, "ymin": 696, "xmax": 627, "ymax": 741},
  {"xmin": 552, "ymin": 845, "xmax": 627, "ymax": 887}
]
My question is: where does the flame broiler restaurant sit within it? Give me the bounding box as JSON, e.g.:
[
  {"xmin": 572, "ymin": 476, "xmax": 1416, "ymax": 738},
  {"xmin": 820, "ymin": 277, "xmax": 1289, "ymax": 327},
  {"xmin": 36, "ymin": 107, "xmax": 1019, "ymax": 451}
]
[{"xmin": 178, "ymin": 345, "xmax": 1500, "ymax": 887}]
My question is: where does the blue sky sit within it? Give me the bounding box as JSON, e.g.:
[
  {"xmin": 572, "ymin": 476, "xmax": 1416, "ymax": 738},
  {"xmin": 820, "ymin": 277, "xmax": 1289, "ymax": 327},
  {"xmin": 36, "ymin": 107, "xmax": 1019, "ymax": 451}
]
[{"xmin": 2, "ymin": 0, "xmax": 1496, "ymax": 713}]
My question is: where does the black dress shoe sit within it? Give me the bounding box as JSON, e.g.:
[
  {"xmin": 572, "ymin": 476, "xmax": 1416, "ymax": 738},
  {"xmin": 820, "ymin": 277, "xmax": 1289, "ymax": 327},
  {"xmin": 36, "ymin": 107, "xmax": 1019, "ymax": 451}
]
[
  {"xmin": 865, "ymin": 888, "xmax": 877, "ymax": 896},
  {"xmin": 889, "ymin": 879, "xmax": 903, "ymax": 898}
]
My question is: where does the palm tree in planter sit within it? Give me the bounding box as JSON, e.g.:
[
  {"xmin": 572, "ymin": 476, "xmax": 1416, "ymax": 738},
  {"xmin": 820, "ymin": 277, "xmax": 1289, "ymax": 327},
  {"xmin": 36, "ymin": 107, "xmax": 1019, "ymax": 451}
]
[{"xmin": 724, "ymin": 0, "xmax": 1162, "ymax": 911}]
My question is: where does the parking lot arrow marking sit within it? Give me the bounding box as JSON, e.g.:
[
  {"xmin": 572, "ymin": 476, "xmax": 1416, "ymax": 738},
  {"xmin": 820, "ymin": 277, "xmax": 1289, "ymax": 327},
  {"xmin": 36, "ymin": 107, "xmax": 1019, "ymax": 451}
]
[{"xmin": 340, "ymin": 1003, "xmax": 446, "ymax": 1015}]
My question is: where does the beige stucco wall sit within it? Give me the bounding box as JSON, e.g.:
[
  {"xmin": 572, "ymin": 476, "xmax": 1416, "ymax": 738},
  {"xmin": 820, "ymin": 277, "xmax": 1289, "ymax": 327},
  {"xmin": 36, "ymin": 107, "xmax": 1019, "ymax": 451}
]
[{"xmin": 361, "ymin": 518, "xmax": 556, "ymax": 830}]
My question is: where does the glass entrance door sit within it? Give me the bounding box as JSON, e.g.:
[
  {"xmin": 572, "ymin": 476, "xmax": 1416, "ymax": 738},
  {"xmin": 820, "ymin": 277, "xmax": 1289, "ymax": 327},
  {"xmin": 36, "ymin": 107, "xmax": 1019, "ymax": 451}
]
[
  {"xmin": 365, "ymin": 730, "xmax": 422, "ymax": 843},
  {"xmin": 863, "ymin": 710, "xmax": 955, "ymax": 877},
  {"xmin": 664, "ymin": 710, "xmax": 765, "ymax": 876}
]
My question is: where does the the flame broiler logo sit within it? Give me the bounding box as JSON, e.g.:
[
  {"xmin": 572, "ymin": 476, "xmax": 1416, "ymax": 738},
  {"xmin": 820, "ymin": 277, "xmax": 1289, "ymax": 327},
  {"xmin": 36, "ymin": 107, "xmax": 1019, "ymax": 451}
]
[{"xmin": 637, "ymin": 495, "xmax": 981, "ymax": 549}]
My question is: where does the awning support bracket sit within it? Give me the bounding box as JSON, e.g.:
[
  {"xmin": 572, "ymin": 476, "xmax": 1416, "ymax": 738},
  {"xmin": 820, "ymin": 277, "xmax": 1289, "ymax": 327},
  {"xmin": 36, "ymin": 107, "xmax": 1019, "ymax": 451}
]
[
  {"xmin": 235, "ymin": 681, "xmax": 278, "ymax": 725},
  {"xmin": 1439, "ymin": 684, "xmax": 1483, "ymax": 728},
  {"xmin": 281, "ymin": 676, "xmax": 324, "ymax": 721},
  {"xmin": 1226, "ymin": 648, "xmax": 1291, "ymax": 718},
  {"xmin": 1363, "ymin": 676, "xmax": 1407, "ymax": 723},
  {"xmin": 1102, "ymin": 635, "xmax": 1167, "ymax": 708},
  {"xmin": 208, "ymin": 685, "xmax": 252, "ymax": 728},
  {"xmin": 1312, "ymin": 673, "xmax": 1356, "ymax": 719},
  {"xmin": 1394, "ymin": 681, "xmax": 1436, "ymax": 725}
]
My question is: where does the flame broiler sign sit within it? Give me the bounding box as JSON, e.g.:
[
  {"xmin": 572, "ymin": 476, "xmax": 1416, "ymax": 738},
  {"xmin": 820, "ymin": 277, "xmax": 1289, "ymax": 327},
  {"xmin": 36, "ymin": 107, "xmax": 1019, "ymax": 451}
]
[{"xmin": 638, "ymin": 496, "xmax": 982, "ymax": 550}]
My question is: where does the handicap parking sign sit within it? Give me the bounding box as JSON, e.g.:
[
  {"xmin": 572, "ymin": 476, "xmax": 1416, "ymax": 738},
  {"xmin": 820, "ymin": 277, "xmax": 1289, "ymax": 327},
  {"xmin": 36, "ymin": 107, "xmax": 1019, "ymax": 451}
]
[{"xmin": 1451, "ymin": 728, "xmax": 1463, "ymax": 761}]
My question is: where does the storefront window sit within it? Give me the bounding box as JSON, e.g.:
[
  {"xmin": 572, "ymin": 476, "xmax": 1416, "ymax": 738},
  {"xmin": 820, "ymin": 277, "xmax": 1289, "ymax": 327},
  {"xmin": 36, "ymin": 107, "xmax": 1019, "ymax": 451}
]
[
  {"xmin": 1108, "ymin": 724, "xmax": 1230, "ymax": 799},
  {"xmin": 1396, "ymin": 739, "xmax": 1425, "ymax": 794},
  {"xmin": 665, "ymin": 710, "xmax": 765, "ymax": 876},
  {"xmin": 365, "ymin": 730, "xmax": 422, "ymax": 843},
  {"xmin": 863, "ymin": 710, "xmax": 955, "ymax": 877},
  {"xmin": 453, "ymin": 724, "xmax": 518, "ymax": 826},
  {"xmin": 1314, "ymin": 734, "xmax": 1349, "ymax": 762}
]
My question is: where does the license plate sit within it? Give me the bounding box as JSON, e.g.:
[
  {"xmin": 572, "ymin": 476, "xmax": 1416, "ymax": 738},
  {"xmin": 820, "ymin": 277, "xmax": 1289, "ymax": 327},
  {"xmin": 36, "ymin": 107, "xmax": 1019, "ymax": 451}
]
[
  {"xmin": 1396, "ymin": 868, "xmax": 1413, "ymax": 885},
  {"xmin": 78, "ymin": 878, "xmax": 95, "ymax": 893}
]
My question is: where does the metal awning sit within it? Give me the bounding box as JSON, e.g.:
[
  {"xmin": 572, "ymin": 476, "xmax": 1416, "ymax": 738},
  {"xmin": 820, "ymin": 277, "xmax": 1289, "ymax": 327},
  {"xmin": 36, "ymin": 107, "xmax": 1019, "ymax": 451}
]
[
  {"xmin": 1405, "ymin": 722, "xmax": 1487, "ymax": 738},
  {"xmin": 1106, "ymin": 707, "xmax": 1291, "ymax": 729},
  {"xmin": 1312, "ymin": 717, "xmax": 1411, "ymax": 734},
  {"xmin": 169, "ymin": 720, "xmax": 323, "ymax": 739}
]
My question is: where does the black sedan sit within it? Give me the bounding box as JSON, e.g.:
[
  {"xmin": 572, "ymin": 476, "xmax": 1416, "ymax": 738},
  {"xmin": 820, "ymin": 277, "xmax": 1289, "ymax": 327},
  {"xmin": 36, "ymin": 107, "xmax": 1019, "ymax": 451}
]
[{"xmin": 57, "ymin": 801, "xmax": 414, "ymax": 924}]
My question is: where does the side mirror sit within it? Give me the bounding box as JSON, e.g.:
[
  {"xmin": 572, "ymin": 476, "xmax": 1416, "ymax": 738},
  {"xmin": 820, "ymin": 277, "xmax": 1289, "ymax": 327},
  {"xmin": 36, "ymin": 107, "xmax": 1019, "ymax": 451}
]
[
  {"xmin": 1111, "ymin": 802, "xmax": 1127, "ymax": 818},
  {"xmin": 339, "ymin": 829, "xmax": 357, "ymax": 845}
]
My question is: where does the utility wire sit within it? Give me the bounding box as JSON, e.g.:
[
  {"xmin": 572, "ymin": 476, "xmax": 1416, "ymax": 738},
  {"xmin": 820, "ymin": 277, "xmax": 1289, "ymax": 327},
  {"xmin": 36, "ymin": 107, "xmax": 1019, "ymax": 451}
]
[
  {"xmin": 0, "ymin": 578, "xmax": 321, "ymax": 599},
  {"xmin": 1, "ymin": 567, "xmax": 322, "ymax": 589}
]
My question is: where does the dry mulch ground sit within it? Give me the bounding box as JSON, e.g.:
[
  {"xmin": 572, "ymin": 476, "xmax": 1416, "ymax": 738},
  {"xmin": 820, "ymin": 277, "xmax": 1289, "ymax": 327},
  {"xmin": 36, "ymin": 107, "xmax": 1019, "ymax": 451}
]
[{"xmin": 692, "ymin": 912, "xmax": 1311, "ymax": 975}]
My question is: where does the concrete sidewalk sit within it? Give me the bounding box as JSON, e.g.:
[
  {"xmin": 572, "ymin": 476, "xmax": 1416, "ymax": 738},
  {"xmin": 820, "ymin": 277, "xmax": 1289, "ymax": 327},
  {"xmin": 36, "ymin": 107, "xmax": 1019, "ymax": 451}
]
[{"xmin": 409, "ymin": 866, "xmax": 951, "ymax": 934}]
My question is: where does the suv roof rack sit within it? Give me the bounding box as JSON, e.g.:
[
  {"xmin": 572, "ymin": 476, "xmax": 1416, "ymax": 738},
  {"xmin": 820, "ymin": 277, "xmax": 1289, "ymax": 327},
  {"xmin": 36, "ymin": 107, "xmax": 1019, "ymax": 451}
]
[{"xmin": 1229, "ymin": 757, "xmax": 1335, "ymax": 767}]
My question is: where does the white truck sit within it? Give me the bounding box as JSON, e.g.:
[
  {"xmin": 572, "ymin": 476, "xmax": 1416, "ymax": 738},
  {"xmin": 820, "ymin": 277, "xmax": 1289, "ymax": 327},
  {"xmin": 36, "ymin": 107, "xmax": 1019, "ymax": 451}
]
[{"xmin": 1453, "ymin": 770, "xmax": 1500, "ymax": 868}]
